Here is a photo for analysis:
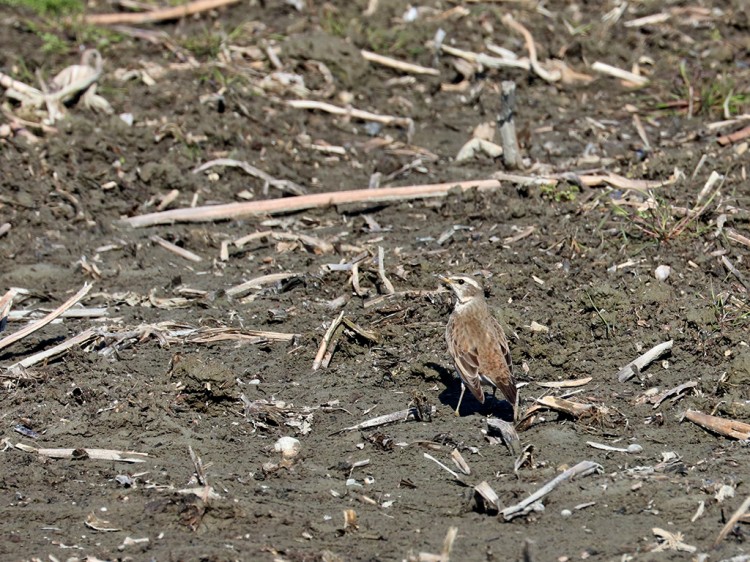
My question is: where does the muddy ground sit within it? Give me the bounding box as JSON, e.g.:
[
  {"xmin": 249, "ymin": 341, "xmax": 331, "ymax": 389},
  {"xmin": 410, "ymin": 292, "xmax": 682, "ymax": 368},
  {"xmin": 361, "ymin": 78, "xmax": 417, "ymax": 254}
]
[{"xmin": 1, "ymin": 0, "xmax": 750, "ymax": 560}]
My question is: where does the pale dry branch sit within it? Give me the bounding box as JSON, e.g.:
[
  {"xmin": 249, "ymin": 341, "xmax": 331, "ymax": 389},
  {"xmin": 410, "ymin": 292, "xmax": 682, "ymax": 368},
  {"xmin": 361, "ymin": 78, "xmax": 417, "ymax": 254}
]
[
  {"xmin": 493, "ymin": 170, "xmax": 679, "ymax": 192},
  {"xmin": 536, "ymin": 377, "xmax": 592, "ymax": 388},
  {"xmin": 624, "ymin": 13, "xmax": 671, "ymax": 27},
  {"xmin": 360, "ymin": 50, "xmax": 439, "ymax": 76},
  {"xmin": 287, "ymin": 99, "xmax": 414, "ymax": 130},
  {"xmin": 225, "ymin": 272, "xmax": 301, "ymax": 298},
  {"xmin": 586, "ymin": 441, "xmax": 643, "ymax": 454},
  {"xmin": 440, "ymin": 44, "xmax": 531, "ymax": 71},
  {"xmin": 82, "ymin": 0, "xmax": 241, "ymax": 24},
  {"xmin": 377, "ymin": 246, "xmax": 395, "ymax": 294},
  {"xmin": 591, "ymin": 61, "xmax": 649, "ymax": 87},
  {"xmin": 150, "ymin": 235, "xmax": 202, "ymax": 262},
  {"xmin": 0, "ymin": 283, "xmax": 92, "ymax": 353},
  {"xmin": 424, "ymin": 453, "xmax": 463, "ymax": 481},
  {"xmin": 119, "ymin": 178, "xmax": 504, "ymax": 227},
  {"xmin": 616, "ymin": 340, "xmax": 673, "ymax": 382},
  {"xmin": 334, "ymin": 405, "xmax": 436, "ymax": 434},
  {"xmin": 715, "ymin": 496, "xmax": 750, "ymax": 547},
  {"xmin": 683, "ymin": 409, "xmax": 750, "ymax": 440},
  {"xmin": 501, "ymin": 14, "xmax": 561, "ymax": 83},
  {"xmin": 312, "ymin": 311, "xmax": 345, "ymax": 371},
  {"xmin": 501, "ymin": 461, "xmax": 602, "ymax": 520},
  {"xmin": 650, "ymin": 381, "xmax": 697, "ymax": 409},
  {"xmin": 6, "ymin": 327, "xmax": 99, "ymax": 371},
  {"xmin": 725, "ymin": 228, "xmax": 750, "ymax": 249},
  {"xmin": 15, "ymin": 442, "xmax": 148, "ymax": 463},
  {"xmin": 192, "ymin": 158, "xmax": 307, "ymax": 196}
]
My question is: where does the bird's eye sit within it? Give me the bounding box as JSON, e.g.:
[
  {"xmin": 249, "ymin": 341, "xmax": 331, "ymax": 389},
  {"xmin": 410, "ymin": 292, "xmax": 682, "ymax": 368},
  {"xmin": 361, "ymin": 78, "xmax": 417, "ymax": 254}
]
[{"xmin": 457, "ymin": 279, "xmax": 465, "ymax": 285}]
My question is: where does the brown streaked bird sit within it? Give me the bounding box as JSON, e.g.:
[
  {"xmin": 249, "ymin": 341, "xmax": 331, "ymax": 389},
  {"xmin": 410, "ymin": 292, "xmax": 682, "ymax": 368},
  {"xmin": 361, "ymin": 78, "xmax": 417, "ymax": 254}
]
[{"xmin": 441, "ymin": 275, "xmax": 517, "ymax": 418}]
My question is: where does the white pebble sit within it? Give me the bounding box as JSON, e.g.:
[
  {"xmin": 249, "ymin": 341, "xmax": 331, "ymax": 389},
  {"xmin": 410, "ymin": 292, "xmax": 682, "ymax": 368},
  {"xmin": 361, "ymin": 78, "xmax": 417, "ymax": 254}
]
[
  {"xmin": 654, "ymin": 265, "xmax": 671, "ymax": 281},
  {"xmin": 560, "ymin": 509, "xmax": 572, "ymax": 517},
  {"xmin": 274, "ymin": 436, "xmax": 300, "ymax": 459}
]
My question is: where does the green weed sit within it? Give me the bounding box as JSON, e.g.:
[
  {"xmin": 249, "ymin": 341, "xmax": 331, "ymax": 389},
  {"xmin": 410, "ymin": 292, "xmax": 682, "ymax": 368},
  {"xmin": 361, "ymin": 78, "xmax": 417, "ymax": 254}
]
[
  {"xmin": 540, "ymin": 182, "xmax": 579, "ymax": 202},
  {"xmin": 2, "ymin": 0, "xmax": 83, "ymax": 15}
]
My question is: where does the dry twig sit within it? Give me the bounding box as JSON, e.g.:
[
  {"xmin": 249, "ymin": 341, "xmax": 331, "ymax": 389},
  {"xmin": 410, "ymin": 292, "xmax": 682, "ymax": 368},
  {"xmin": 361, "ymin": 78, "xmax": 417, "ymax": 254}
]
[
  {"xmin": 616, "ymin": 340, "xmax": 673, "ymax": 382},
  {"xmin": 361, "ymin": 50, "xmax": 439, "ymax": 76},
  {"xmin": 193, "ymin": 158, "xmax": 306, "ymax": 196},
  {"xmin": 150, "ymin": 235, "xmax": 202, "ymax": 262},
  {"xmin": 334, "ymin": 405, "xmax": 436, "ymax": 434},
  {"xmin": 287, "ymin": 99, "xmax": 414, "ymax": 130},
  {"xmin": 120, "ymin": 178, "xmax": 504, "ymax": 227},
  {"xmin": 501, "ymin": 461, "xmax": 602, "ymax": 520},
  {"xmin": 591, "ymin": 61, "xmax": 649, "ymax": 87}
]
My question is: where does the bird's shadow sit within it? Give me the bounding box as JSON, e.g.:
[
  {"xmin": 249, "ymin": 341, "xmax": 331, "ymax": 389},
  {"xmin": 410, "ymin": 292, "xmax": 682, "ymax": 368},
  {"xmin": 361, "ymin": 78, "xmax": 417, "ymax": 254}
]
[{"xmin": 426, "ymin": 362, "xmax": 515, "ymax": 422}]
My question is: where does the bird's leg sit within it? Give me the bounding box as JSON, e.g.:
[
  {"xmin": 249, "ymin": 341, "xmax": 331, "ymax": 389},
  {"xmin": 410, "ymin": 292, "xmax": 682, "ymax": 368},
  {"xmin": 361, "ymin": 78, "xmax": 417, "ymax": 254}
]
[{"xmin": 455, "ymin": 383, "xmax": 466, "ymax": 417}]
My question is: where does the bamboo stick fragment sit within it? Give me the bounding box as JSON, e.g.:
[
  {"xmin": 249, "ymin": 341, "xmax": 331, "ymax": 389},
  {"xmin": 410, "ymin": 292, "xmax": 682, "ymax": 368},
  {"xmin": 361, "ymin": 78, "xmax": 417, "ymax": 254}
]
[{"xmin": 118, "ymin": 179, "xmax": 504, "ymax": 228}]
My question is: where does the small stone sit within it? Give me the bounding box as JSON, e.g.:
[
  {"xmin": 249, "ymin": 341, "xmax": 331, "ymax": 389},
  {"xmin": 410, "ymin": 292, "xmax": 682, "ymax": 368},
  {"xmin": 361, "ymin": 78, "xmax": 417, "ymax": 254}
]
[
  {"xmin": 654, "ymin": 265, "xmax": 671, "ymax": 281},
  {"xmin": 274, "ymin": 436, "xmax": 300, "ymax": 459},
  {"xmin": 560, "ymin": 509, "xmax": 572, "ymax": 517}
]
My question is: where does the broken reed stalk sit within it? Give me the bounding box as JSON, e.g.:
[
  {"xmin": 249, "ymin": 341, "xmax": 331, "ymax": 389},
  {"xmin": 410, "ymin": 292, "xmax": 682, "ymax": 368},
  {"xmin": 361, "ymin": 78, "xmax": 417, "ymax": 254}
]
[
  {"xmin": 7, "ymin": 327, "xmax": 99, "ymax": 371},
  {"xmin": 119, "ymin": 179, "xmax": 504, "ymax": 227},
  {"xmin": 0, "ymin": 283, "xmax": 92, "ymax": 352},
  {"xmin": 498, "ymin": 81, "xmax": 521, "ymax": 169},
  {"xmin": 15, "ymin": 442, "xmax": 148, "ymax": 463},
  {"xmin": 82, "ymin": 0, "xmax": 241, "ymax": 25},
  {"xmin": 715, "ymin": 495, "xmax": 750, "ymax": 546},
  {"xmin": 312, "ymin": 311, "xmax": 345, "ymax": 371}
]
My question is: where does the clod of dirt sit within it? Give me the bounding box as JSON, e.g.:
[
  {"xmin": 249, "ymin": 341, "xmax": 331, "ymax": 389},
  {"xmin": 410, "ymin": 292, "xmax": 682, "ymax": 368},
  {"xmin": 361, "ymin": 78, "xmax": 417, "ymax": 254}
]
[
  {"xmin": 170, "ymin": 354, "xmax": 236, "ymax": 407},
  {"xmin": 284, "ymin": 31, "xmax": 366, "ymax": 88},
  {"xmin": 728, "ymin": 350, "xmax": 750, "ymax": 389}
]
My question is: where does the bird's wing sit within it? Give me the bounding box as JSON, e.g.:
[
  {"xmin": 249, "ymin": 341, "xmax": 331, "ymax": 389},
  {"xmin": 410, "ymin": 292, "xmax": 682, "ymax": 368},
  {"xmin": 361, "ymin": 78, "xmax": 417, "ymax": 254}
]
[
  {"xmin": 446, "ymin": 315, "xmax": 485, "ymax": 403},
  {"xmin": 484, "ymin": 316, "xmax": 517, "ymax": 407}
]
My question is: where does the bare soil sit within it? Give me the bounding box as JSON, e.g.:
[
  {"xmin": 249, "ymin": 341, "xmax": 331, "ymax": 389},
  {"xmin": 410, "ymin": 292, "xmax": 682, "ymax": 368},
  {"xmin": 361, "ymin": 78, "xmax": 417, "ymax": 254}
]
[{"xmin": 1, "ymin": 1, "xmax": 750, "ymax": 561}]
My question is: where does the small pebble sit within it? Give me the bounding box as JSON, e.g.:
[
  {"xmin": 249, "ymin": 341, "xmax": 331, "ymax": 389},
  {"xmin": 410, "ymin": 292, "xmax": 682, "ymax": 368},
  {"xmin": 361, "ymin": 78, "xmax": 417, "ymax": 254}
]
[
  {"xmin": 274, "ymin": 436, "xmax": 300, "ymax": 459},
  {"xmin": 654, "ymin": 265, "xmax": 671, "ymax": 281},
  {"xmin": 560, "ymin": 509, "xmax": 572, "ymax": 517}
]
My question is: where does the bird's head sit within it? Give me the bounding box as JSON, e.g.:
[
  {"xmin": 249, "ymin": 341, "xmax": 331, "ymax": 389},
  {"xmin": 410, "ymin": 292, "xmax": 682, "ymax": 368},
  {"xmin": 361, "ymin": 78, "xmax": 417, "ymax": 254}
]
[{"xmin": 440, "ymin": 275, "xmax": 484, "ymax": 304}]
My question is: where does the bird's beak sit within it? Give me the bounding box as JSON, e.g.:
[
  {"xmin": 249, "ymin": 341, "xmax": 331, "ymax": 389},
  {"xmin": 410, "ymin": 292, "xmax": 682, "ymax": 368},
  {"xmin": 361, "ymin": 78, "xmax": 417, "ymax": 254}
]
[{"xmin": 438, "ymin": 275, "xmax": 453, "ymax": 287}]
